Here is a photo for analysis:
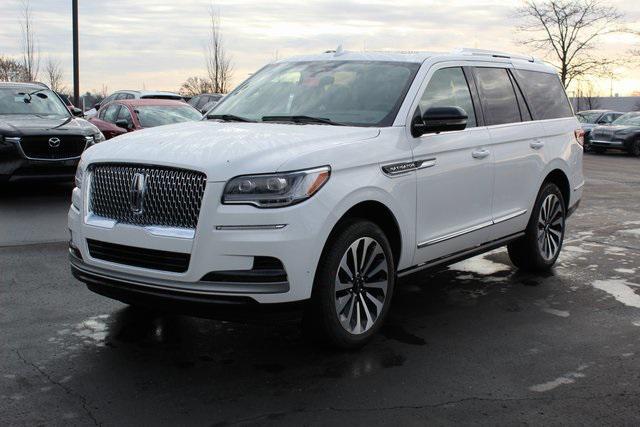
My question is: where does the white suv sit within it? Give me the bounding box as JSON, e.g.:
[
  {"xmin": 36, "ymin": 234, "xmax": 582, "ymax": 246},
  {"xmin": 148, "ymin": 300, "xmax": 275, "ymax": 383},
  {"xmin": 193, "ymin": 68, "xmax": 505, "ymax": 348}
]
[{"xmin": 69, "ymin": 49, "xmax": 584, "ymax": 348}]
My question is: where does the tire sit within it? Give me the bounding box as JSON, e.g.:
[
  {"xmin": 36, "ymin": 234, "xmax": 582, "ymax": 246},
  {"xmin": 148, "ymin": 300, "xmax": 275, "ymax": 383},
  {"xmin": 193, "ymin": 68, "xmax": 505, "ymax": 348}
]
[
  {"xmin": 305, "ymin": 219, "xmax": 395, "ymax": 349},
  {"xmin": 508, "ymin": 182, "xmax": 566, "ymax": 272},
  {"xmin": 583, "ymin": 139, "xmax": 592, "ymax": 153},
  {"xmin": 628, "ymin": 139, "xmax": 640, "ymax": 157}
]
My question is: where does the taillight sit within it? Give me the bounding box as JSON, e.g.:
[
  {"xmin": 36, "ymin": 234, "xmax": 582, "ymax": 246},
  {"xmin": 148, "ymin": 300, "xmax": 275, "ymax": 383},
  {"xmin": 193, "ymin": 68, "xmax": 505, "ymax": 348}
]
[{"xmin": 574, "ymin": 129, "xmax": 585, "ymax": 147}]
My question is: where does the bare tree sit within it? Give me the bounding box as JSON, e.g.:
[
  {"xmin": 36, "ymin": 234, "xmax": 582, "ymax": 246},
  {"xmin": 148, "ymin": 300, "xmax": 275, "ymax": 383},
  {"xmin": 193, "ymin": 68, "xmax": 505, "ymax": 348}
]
[
  {"xmin": 98, "ymin": 84, "xmax": 109, "ymax": 100},
  {"xmin": 44, "ymin": 57, "xmax": 65, "ymax": 92},
  {"xmin": 180, "ymin": 76, "xmax": 214, "ymax": 97},
  {"xmin": 0, "ymin": 55, "xmax": 27, "ymax": 81},
  {"xmin": 205, "ymin": 3, "xmax": 233, "ymax": 93},
  {"xmin": 574, "ymin": 80, "xmax": 601, "ymax": 111},
  {"xmin": 19, "ymin": 0, "xmax": 40, "ymax": 81},
  {"xmin": 517, "ymin": 0, "xmax": 624, "ymax": 88}
]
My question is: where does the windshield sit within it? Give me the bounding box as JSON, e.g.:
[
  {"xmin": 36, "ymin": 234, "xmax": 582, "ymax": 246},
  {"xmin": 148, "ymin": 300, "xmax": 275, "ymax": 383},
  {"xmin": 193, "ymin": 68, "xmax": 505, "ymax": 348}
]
[
  {"xmin": 211, "ymin": 60, "xmax": 420, "ymax": 126},
  {"xmin": 612, "ymin": 113, "xmax": 640, "ymax": 126},
  {"xmin": 576, "ymin": 112, "xmax": 602, "ymax": 123},
  {"xmin": 135, "ymin": 105, "xmax": 202, "ymax": 127},
  {"xmin": 0, "ymin": 87, "xmax": 70, "ymax": 117}
]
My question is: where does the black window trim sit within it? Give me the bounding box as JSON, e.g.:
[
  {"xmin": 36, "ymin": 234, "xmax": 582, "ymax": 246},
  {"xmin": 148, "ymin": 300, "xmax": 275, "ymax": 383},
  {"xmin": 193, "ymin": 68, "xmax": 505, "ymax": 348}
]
[
  {"xmin": 507, "ymin": 69, "xmax": 532, "ymax": 122},
  {"xmin": 463, "ymin": 66, "xmax": 485, "ymax": 127}
]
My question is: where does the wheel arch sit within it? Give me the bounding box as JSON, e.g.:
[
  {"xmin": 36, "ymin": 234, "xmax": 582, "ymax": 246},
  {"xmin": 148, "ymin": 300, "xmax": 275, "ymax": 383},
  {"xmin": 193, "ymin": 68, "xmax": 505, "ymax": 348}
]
[
  {"xmin": 330, "ymin": 200, "xmax": 403, "ymax": 268},
  {"xmin": 541, "ymin": 168, "xmax": 571, "ymax": 210}
]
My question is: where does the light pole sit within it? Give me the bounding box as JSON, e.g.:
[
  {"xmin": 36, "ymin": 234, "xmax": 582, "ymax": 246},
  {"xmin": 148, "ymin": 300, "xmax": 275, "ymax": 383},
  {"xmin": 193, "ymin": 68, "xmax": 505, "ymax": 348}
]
[{"xmin": 72, "ymin": 0, "xmax": 79, "ymax": 107}]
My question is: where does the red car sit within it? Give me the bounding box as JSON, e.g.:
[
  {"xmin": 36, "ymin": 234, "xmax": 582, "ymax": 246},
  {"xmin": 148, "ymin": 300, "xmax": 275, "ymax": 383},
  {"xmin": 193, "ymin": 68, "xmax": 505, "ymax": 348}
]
[{"xmin": 88, "ymin": 99, "xmax": 202, "ymax": 140}]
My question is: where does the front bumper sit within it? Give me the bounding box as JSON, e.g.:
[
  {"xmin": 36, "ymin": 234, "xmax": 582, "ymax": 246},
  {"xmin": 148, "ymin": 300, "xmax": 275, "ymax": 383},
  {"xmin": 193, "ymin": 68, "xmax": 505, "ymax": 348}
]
[
  {"xmin": 70, "ymin": 250, "xmax": 305, "ymax": 320},
  {"xmin": 0, "ymin": 138, "xmax": 79, "ymax": 181}
]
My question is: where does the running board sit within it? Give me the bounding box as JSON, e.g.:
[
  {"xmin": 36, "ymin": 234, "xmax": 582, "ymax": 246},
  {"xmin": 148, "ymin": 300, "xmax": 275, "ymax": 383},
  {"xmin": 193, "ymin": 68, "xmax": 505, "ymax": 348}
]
[{"xmin": 398, "ymin": 231, "xmax": 525, "ymax": 278}]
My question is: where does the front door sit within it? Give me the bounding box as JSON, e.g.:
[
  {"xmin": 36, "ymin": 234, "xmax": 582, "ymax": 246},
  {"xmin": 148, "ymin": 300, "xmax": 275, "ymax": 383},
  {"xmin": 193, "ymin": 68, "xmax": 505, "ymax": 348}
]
[{"xmin": 411, "ymin": 65, "xmax": 494, "ymax": 266}]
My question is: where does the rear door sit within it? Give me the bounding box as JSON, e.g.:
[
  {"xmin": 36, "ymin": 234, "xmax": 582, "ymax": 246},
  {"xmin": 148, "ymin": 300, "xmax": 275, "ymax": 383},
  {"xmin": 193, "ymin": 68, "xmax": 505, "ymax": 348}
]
[
  {"xmin": 472, "ymin": 66, "xmax": 544, "ymax": 239},
  {"xmin": 410, "ymin": 64, "xmax": 494, "ymax": 266}
]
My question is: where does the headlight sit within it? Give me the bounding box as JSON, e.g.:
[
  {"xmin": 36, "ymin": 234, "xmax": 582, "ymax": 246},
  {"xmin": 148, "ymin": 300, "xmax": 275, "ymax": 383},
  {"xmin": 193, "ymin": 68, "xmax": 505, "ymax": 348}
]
[
  {"xmin": 75, "ymin": 165, "xmax": 83, "ymax": 189},
  {"xmin": 92, "ymin": 132, "xmax": 106, "ymax": 144},
  {"xmin": 222, "ymin": 166, "xmax": 330, "ymax": 208}
]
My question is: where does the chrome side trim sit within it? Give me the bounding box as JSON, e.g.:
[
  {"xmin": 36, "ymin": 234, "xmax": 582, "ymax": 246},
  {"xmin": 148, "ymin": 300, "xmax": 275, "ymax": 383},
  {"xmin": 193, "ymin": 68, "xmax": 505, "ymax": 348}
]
[
  {"xmin": 417, "ymin": 209, "xmax": 528, "ymax": 248},
  {"xmin": 493, "ymin": 209, "xmax": 528, "ymax": 224},
  {"xmin": 382, "ymin": 157, "xmax": 436, "ymax": 177},
  {"xmin": 573, "ymin": 181, "xmax": 585, "ymax": 191},
  {"xmin": 215, "ymin": 224, "xmax": 287, "ymax": 231},
  {"xmin": 418, "ymin": 220, "xmax": 493, "ymax": 248}
]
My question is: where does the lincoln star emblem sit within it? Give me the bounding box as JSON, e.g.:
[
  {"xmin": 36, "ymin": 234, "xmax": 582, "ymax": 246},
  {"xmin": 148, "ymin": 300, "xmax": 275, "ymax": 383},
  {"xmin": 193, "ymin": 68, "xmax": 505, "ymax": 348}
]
[
  {"xmin": 48, "ymin": 137, "xmax": 61, "ymax": 148},
  {"xmin": 129, "ymin": 172, "xmax": 146, "ymax": 214}
]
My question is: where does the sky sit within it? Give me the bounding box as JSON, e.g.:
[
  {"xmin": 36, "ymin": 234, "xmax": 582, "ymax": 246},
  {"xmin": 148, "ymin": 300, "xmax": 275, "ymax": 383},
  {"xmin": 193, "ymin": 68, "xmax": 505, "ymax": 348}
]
[{"xmin": 0, "ymin": 0, "xmax": 638, "ymax": 97}]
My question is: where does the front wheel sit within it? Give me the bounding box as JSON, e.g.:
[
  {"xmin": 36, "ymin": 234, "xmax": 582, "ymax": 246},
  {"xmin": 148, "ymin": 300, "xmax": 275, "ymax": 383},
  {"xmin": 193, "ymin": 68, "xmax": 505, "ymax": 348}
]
[
  {"xmin": 305, "ymin": 220, "xmax": 395, "ymax": 349},
  {"xmin": 508, "ymin": 182, "xmax": 566, "ymax": 272},
  {"xmin": 628, "ymin": 139, "xmax": 640, "ymax": 157}
]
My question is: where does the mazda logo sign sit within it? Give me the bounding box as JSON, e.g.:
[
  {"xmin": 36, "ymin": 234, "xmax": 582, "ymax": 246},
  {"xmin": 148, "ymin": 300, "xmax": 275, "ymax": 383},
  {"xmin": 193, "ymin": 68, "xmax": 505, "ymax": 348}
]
[
  {"xmin": 48, "ymin": 137, "xmax": 61, "ymax": 148},
  {"xmin": 129, "ymin": 172, "xmax": 146, "ymax": 214}
]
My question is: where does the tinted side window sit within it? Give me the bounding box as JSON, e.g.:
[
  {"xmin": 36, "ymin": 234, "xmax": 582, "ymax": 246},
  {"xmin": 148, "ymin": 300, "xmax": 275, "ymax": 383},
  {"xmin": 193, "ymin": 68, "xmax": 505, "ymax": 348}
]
[
  {"xmin": 116, "ymin": 106, "xmax": 133, "ymax": 126},
  {"xmin": 513, "ymin": 70, "xmax": 573, "ymax": 120},
  {"xmin": 418, "ymin": 67, "xmax": 477, "ymax": 128},
  {"xmin": 474, "ymin": 67, "xmax": 521, "ymax": 126},
  {"xmin": 102, "ymin": 105, "xmax": 120, "ymax": 123},
  {"xmin": 196, "ymin": 96, "xmax": 209, "ymax": 109},
  {"xmin": 188, "ymin": 95, "xmax": 200, "ymax": 107}
]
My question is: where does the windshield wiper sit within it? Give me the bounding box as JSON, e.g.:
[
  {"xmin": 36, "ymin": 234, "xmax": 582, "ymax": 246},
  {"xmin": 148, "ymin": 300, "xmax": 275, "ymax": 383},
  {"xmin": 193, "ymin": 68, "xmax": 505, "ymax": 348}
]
[
  {"xmin": 206, "ymin": 113, "xmax": 254, "ymax": 122},
  {"xmin": 19, "ymin": 89, "xmax": 49, "ymax": 104},
  {"xmin": 261, "ymin": 115, "xmax": 345, "ymax": 126}
]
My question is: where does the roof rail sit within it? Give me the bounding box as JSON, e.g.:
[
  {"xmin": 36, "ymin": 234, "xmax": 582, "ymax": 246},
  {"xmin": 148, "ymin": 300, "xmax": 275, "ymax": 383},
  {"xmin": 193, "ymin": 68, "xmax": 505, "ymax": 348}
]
[
  {"xmin": 31, "ymin": 81, "xmax": 50, "ymax": 88},
  {"xmin": 454, "ymin": 48, "xmax": 536, "ymax": 63}
]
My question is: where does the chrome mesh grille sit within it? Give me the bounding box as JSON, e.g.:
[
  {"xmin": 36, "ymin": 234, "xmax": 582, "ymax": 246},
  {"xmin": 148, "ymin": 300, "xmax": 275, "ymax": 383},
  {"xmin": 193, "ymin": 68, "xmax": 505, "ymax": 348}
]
[{"xmin": 89, "ymin": 164, "xmax": 207, "ymax": 229}]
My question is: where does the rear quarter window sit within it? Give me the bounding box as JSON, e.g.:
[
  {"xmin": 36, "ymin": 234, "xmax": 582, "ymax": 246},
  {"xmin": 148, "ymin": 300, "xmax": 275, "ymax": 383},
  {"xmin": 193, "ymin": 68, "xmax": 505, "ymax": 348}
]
[{"xmin": 513, "ymin": 70, "xmax": 573, "ymax": 120}]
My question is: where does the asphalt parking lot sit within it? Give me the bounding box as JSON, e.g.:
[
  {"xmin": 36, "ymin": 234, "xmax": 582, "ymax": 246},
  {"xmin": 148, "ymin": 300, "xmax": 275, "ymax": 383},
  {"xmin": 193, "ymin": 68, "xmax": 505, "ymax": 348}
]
[{"xmin": 1, "ymin": 153, "xmax": 639, "ymax": 426}]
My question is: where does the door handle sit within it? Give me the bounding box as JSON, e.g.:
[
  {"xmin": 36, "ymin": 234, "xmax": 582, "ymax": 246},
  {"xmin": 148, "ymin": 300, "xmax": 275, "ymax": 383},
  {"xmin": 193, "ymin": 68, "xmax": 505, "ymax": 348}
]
[
  {"xmin": 530, "ymin": 140, "xmax": 545, "ymax": 149},
  {"xmin": 472, "ymin": 149, "xmax": 490, "ymax": 159}
]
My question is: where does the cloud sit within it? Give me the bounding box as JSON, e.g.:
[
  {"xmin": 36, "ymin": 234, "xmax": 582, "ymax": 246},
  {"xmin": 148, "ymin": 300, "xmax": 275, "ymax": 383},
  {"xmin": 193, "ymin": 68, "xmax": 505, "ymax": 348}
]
[{"xmin": 0, "ymin": 0, "xmax": 637, "ymax": 95}]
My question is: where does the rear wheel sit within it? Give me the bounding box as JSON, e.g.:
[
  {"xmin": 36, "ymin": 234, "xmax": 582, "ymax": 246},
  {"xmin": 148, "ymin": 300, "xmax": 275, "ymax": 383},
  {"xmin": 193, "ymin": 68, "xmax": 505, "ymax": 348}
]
[
  {"xmin": 628, "ymin": 139, "xmax": 640, "ymax": 157},
  {"xmin": 508, "ymin": 182, "xmax": 565, "ymax": 272},
  {"xmin": 305, "ymin": 220, "xmax": 395, "ymax": 349}
]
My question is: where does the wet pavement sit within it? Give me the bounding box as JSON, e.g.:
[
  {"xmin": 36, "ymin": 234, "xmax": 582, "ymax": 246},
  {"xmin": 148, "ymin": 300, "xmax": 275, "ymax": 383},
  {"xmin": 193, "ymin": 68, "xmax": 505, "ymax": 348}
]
[{"xmin": 1, "ymin": 153, "xmax": 640, "ymax": 425}]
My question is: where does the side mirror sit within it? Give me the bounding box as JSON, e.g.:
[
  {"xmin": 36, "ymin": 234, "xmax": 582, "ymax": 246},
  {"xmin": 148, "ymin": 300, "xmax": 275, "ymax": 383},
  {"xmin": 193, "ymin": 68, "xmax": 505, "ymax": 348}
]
[
  {"xmin": 411, "ymin": 106, "xmax": 468, "ymax": 137},
  {"xmin": 115, "ymin": 119, "xmax": 131, "ymax": 130},
  {"xmin": 93, "ymin": 102, "xmax": 102, "ymax": 110},
  {"xmin": 71, "ymin": 107, "xmax": 83, "ymax": 117}
]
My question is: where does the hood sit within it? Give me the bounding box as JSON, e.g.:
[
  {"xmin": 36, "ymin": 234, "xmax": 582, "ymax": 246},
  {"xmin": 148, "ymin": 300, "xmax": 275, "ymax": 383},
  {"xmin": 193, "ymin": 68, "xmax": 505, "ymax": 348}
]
[
  {"xmin": 82, "ymin": 121, "xmax": 380, "ymax": 181},
  {"xmin": 0, "ymin": 114, "xmax": 98, "ymax": 136}
]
